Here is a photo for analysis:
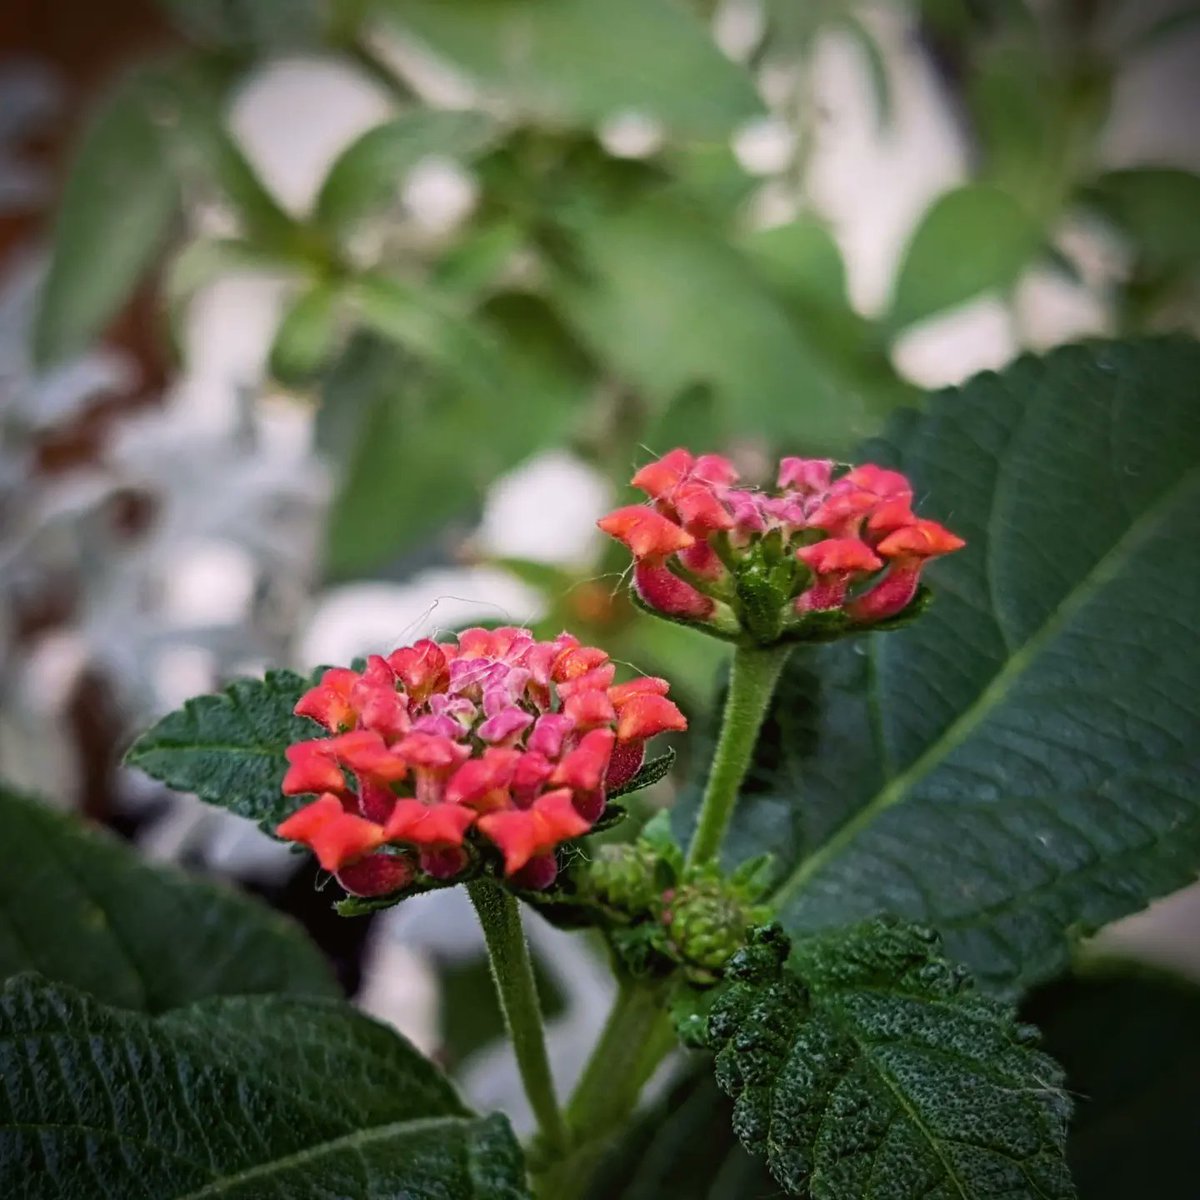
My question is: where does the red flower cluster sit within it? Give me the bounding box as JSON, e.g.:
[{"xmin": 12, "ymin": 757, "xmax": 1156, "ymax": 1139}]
[
  {"xmin": 598, "ymin": 448, "xmax": 964, "ymax": 640},
  {"xmin": 277, "ymin": 628, "xmax": 686, "ymax": 896}
]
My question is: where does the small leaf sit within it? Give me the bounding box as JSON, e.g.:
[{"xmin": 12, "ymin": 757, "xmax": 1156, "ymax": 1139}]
[
  {"xmin": 315, "ymin": 111, "xmax": 497, "ymax": 236},
  {"xmin": 0, "ymin": 785, "xmax": 335, "ymax": 1011},
  {"xmin": 269, "ymin": 281, "xmax": 345, "ymax": 386},
  {"xmin": 380, "ymin": 0, "xmax": 763, "ymax": 135},
  {"xmin": 608, "ymin": 749, "xmax": 676, "ymax": 800},
  {"xmin": 0, "ymin": 976, "xmax": 530, "ymax": 1199},
  {"xmin": 695, "ymin": 920, "xmax": 1074, "ymax": 1199},
  {"xmin": 886, "ymin": 182, "xmax": 1041, "ymax": 330},
  {"xmin": 34, "ymin": 70, "xmax": 178, "ymax": 366},
  {"xmin": 125, "ymin": 669, "xmax": 316, "ymax": 829}
]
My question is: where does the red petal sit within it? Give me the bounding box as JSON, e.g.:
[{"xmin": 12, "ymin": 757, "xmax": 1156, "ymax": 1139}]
[
  {"xmin": 631, "ymin": 448, "xmax": 694, "ymax": 498},
  {"xmin": 385, "ymin": 799, "xmax": 476, "ymax": 847},
  {"xmin": 607, "ymin": 676, "xmax": 670, "ymax": 708},
  {"xmin": 552, "ymin": 728, "xmax": 615, "ymax": 792},
  {"xmin": 617, "ymin": 694, "xmax": 687, "ymax": 741},
  {"xmin": 597, "ymin": 506, "xmax": 694, "ymax": 561},
  {"xmin": 797, "ymin": 537, "xmax": 882, "ymax": 576}
]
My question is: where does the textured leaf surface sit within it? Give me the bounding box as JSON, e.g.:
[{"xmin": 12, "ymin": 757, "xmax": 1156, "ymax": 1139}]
[
  {"xmin": 382, "ymin": 0, "xmax": 762, "ymax": 135},
  {"xmin": 0, "ymin": 786, "xmax": 334, "ymax": 1011},
  {"xmin": 1023, "ymin": 962, "xmax": 1200, "ymax": 1199},
  {"xmin": 694, "ymin": 921, "xmax": 1073, "ymax": 1199},
  {"xmin": 743, "ymin": 339, "xmax": 1200, "ymax": 994},
  {"xmin": 126, "ymin": 669, "xmax": 315, "ymax": 828},
  {"xmin": 0, "ymin": 976, "xmax": 529, "ymax": 1199}
]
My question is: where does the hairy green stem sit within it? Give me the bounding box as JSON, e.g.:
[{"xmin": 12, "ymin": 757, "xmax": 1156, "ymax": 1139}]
[
  {"xmin": 533, "ymin": 982, "xmax": 673, "ymax": 1197},
  {"xmin": 466, "ymin": 880, "xmax": 570, "ymax": 1158},
  {"xmin": 686, "ymin": 642, "xmax": 792, "ymax": 868}
]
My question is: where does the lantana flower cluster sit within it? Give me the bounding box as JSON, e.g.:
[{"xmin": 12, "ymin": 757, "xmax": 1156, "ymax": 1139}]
[
  {"xmin": 276, "ymin": 627, "xmax": 686, "ymax": 896},
  {"xmin": 599, "ymin": 448, "xmax": 965, "ymax": 644}
]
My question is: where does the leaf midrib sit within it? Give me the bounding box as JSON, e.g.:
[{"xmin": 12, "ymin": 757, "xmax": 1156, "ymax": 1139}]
[
  {"xmin": 772, "ymin": 459, "xmax": 1200, "ymax": 908},
  {"xmin": 171, "ymin": 1115, "xmax": 477, "ymax": 1199}
]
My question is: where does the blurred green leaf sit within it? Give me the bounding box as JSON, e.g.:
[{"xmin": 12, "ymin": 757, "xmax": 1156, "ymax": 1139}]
[
  {"xmin": 156, "ymin": 0, "xmax": 326, "ymax": 47},
  {"xmin": 886, "ymin": 182, "xmax": 1041, "ymax": 330},
  {"xmin": 270, "ymin": 281, "xmax": 346, "ymax": 386},
  {"xmin": 159, "ymin": 65, "xmax": 304, "ymax": 251},
  {"xmin": 381, "ymin": 0, "xmax": 763, "ymax": 134},
  {"xmin": 315, "ymin": 111, "xmax": 497, "ymax": 235},
  {"xmin": 164, "ymin": 237, "xmax": 297, "ymax": 331},
  {"xmin": 325, "ymin": 288, "xmax": 585, "ymax": 576},
  {"xmin": 1084, "ymin": 168, "xmax": 1200, "ymax": 276},
  {"xmin": 0, "ymin": 785, "xmax": 336, "ymax": 1012},
  {"xmin": 34, "ymin": 71, "xmax": 179, "ymax": 366},
  {"xmin": 739, "ymin": 216, "xmax": 848, "ymax": 311},
  {"xmin": 553, "ymin": 195, "xmax": 892, "ymax": 453}
]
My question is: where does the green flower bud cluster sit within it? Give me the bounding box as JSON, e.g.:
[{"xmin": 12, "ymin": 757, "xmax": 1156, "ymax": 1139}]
[{"xmin": 574, "ymin": 813, "xmax": 773, "ymax": 984}]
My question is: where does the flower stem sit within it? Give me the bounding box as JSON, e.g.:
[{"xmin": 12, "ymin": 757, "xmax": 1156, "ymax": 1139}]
[
  {"xmin": 685, "ymin": 642, "xmax": 791, "ymax": 868},
  {"xmin": 466, "ymin": 879, "xmax": 570, "ymax": 1158}
]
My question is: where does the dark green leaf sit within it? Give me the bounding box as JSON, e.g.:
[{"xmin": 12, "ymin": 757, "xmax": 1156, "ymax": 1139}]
[
  {"xmin": 739, "ymin": 338, "xmax": 1200, "ymax": 995},
  {"xmin": 1024, "ymin": 961, "xmax": 1200, "ymax": 1199},
  {"xmin": 315, "ymin": 111, "xmax": 497, "ymax": 236},
  {"xmin": 0, "ymin": 785, "xmax": 334, "ymax": 1011},
  {"xmin": 886, "ymin": 183, "xmax": 1041, "ymax": 330},
  {"xmin": 125, "ymin": 669, "xmax": 316, "ymax": 828},
  {"xmin": 694, "ymin": 921, "xmax": 1073, "ymax": 1198},
  {"xmin": 381, "ymin": 0, "xmax": 763, "ymax": 135},
  {"xmin": 34, "ymin": 71, "xmax": 178, "ymax": 366},
  {"xmin": 0, "ymin": 976, "xmax": 529, "ymax": 1198}
]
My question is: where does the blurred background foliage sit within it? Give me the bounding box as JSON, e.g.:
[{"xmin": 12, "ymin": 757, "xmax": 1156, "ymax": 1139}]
[{"xmin": 3, "ymin": 0, "xmax": 1200, "ymax": 1152}]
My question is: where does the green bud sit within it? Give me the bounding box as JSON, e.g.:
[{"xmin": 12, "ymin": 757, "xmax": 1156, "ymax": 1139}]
[{"xmin": 582, "ymin": 842, "xmax": 661, "ymax": 913}]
